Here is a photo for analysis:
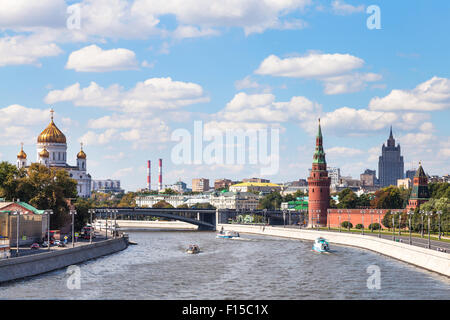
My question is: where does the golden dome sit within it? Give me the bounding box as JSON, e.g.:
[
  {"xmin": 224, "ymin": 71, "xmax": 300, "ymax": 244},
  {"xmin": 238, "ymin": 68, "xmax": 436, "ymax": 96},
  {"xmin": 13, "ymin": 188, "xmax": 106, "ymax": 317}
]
[
  {"xmin": 17, "ymin": 144, "xmax": 27, "ymax": 159},
  {"xmin": 39, "ymin": 148, "xmax": 49, "ymax": 158},
  {"xmin": 37, "ymin": 109, "xmax": 66, "ymax": 144},
  {"xmin": 77, "ymin": 143, "xmax": 86, "ymax": 159}
]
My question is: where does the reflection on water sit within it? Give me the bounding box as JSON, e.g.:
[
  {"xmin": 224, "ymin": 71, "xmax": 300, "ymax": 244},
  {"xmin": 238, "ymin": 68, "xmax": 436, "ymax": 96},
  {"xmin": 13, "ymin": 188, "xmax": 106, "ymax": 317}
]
[{"xmin": 0, "ymin": 231, "xmax": 449, "ymax": 300}]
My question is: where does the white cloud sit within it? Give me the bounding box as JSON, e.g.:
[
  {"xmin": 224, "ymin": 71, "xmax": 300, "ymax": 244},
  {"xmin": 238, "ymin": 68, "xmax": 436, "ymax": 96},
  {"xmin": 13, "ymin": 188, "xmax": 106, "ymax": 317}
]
[
  {"xmin": 255, "ymin": 52, "xmax": 381, "ymax": 94},
  {"xmin": 234, "ymin": 76, "xmax": 272, "ymax": 92},
  {"xmin": 45, "ymin": 77, "xmax": 209, "ymax": 113},
  {"xmin": 0, "ymin": 34, "xmax": 62, "ymax": 67},
  {"xmin": 369, "ymin": 77, "xmax": 450, "ymax": 111},
  {"xmin": 215, "ymin": 92, "xmax": 321, "ymax": 124},
  {"xmin": 66, "ymin": 45, "xmax": 139, "ymax": 72},
  {"xmin": 0, "ymin": 0, "xmax": 67, "ymax": 29},
  {"xmin": 78, "ymin": 129, "xmax": 118, "ymax": 146},
  {"xmin": 327, "ymin": 146, "xmax": 364, "ymax": 157},
  {"xmin": 255, "ymin": 53, "xmax": 364, "ymax": 78},
  {"xmin": 322, "ymin": 72, "xmax": 382, "ymax": 95},
  {"xmin": 111, "ymin": 167, "xmax": 134, "ymax": 179},
  {"xmin": 173, "ymin": 25, "xmax": 220, "ymax": 39},
  {"xmin": 331, "ymin": 0, "xmax": 364, "ymax": 15}
]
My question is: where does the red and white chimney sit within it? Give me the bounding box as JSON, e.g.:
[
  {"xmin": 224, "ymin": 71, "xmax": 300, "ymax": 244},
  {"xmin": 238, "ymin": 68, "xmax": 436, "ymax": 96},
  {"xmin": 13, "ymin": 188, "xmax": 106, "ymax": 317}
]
[
  {"xmin": 147, "ymin": 160, "xmax": 151, "ymax": 190},
  {"xmin": 158, "ymin": 158, "xmax": 163, "ymax": 191}
]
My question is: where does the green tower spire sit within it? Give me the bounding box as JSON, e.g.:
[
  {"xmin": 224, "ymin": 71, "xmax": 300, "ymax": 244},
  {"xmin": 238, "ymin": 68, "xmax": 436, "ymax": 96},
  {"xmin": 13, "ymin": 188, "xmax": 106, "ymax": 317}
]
[{"xmin": 313, "ymin": 118, "xmax": 326, "ymax": 164}]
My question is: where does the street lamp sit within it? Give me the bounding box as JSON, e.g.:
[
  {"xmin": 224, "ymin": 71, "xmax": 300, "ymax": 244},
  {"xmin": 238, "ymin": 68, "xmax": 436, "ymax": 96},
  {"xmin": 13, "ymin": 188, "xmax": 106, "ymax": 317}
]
[
  {"xmin": 283, "ymin": 210, "xmax": 286, "ymax": 228},
  {"xmin": 347, "ymin": 210, "xmax": 351, "ymax": 232},
  {"xmin": 44, "ymin": 209, "xmax": 53, "ymax": 251},
  {"xmin": 316, "ymin": 209, "xmax": 321, "ymax": 231},
  {"xmin": 398, "ymin": 211, "xmax": 402, "ymax": 237},
  {"xmin": 407, "ymin": 210, "xmax": 413, "ymax": 245},
  {"xmin": 338, "ymin": 210, "xmax": 342, "ymax": 233},
  {"xmin": 392, "ymin": 213, "xmax": 395, "ymax": 241},
  {"xmin": 114, "ymin": 209, "xmax": 118, "ymax": 238},
  {"xmin": 419, "ymin": 210, "xmax": 425, "ymax": 238},
  {"xmin": 436, "ymin": 210, "xmax": 442, "ymax": 241},
  {"xmin": 361, "ymin": 210, "xmax": 365, "ymax": 235},
  {"xmin": 378, "ymin": 210, "xmax": 382, "ymax": 238},
  {"xmin": 425, "ymin": 211, "xmax": 432, "ymax": 249},
  {"xmin": 11, "ymin": 210, "xmax": 24, "ymax": 256},
  {"xmin": 88, "ymin": 209, "xmax": 95, "ymax": 243},
  {"xmin": 69, "ymin": 210, "xmax": 77, "ymax": 248}
]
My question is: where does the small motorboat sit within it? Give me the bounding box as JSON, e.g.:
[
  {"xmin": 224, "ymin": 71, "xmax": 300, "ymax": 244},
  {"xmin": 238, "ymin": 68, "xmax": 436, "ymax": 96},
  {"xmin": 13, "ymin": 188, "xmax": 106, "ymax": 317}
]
[
  {"xmin": 186, "ymin": 244, "xmax": 200, "ymax": 254},
  {"xmin": 312, "ymin": 237, "xmax": 330, "ymax": 253},
  {"xmin": 216, "ymin": 230, "xmax": 240, "ymax": 239}
]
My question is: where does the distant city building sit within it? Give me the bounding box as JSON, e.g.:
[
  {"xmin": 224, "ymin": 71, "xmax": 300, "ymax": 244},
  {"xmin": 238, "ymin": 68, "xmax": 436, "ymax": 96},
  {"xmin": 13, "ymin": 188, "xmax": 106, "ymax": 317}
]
[
  {"xmin": 327, "ymin": 167, "xmax": 341, "ymax": 190},
  {"xmin": 135, "ymin": 194, "xmax": 211, "ymax": 208},
  {"xmin": 192, "ymin": 178, "xmax": 210, "ymax": 192},
  {"xmin": 378, "ymin": 126, "xmax": 404, "ymax": 187},
  {"xmin": 210, "ymin": 191, "xmax": 259, "ymax": 210},
  {"xmin": 289, "ymin": 179, "xmax": 308, "ymax": 187},
  {"xmin": 214, "ymin": 179, "xmax": 233, "ymax": 190},
  {"xmin": 92, "ymin": 179, "xmax": 124, "ymax": 193},
  {"xmin": 360, "ymin": 169, "xmax": 377, "ymax": 187},
  {"xmin": 406, "ymin": 163, "xmax": 430, "ymax": 211},
  {"xmin": 229, "ymin": 182, "xmax": 281, "ymax": 194},
  {"xmin": 281, "ymin": 198, "xmax": 308, "ymax": 211},
  {"xmin": 397, "ymin": 178, "xmax": 411, "ymax": 189},
  {"xmin": 405, "ymin": 169, "xmax": 416, "ymax": 180},
  {"xmin": 242, "ymin": 178, "xmax": 270, "ymax": 183},
  {"xmin": 167, "ymin": 181, "xmax": 188, "ymax": 193}
]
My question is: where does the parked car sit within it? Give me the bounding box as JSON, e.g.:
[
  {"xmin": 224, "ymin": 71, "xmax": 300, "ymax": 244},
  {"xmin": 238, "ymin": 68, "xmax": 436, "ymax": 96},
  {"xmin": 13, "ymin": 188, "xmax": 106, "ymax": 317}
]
[
  {"xmin": 30, "ymin": 243, "xmax": 40, "ymax": 250},
  {"xmin": 57, "ymin": 242, "xmax": 66, "ymax": 247},
  {"xmin": 41, "ymin": 241, "xmax": 49, "ymax": 247},
  {"xmin": 54, "ymin": 240, "xmax": 61, "ymax": 246}
]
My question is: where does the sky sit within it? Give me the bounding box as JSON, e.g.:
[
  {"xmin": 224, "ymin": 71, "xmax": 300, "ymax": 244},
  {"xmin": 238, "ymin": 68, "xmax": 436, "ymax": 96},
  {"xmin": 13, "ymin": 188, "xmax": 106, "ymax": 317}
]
[{"xmin": 0, "ymin": 0, "xmax": 449, "ymax": 191}]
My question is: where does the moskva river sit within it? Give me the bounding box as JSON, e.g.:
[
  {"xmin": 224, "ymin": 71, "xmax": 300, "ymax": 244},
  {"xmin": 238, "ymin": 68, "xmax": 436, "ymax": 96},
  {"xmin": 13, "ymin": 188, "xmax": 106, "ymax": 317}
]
[{"xmin": 1, "ymin": 231, "xmax": 449, "ymax": 299}]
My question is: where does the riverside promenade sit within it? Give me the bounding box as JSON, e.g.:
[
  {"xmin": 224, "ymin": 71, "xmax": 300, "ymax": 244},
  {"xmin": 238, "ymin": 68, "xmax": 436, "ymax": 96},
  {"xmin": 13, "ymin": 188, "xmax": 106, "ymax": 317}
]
[{"xmin": 218, "ymin": 224, "xmax": 450, "ymax": 277}]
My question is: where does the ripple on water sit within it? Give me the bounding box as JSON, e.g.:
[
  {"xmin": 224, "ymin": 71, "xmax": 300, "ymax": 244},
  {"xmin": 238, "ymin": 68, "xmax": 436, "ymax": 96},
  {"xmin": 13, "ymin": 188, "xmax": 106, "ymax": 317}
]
[{"xmin": 0, "ymin": 231, "xmax": 448, "ymax": 299}]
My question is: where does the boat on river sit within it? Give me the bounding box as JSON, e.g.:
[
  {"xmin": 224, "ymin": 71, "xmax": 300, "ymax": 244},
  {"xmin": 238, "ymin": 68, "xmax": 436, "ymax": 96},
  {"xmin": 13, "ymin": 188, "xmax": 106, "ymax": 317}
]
[
  {"xmin": 312, "ymin": 237, "xmax": 330, "ymax": 253},
  {"xmin": 216, "ymin": 230, "xmax": 240, "ymax": 239},
  {"xmin": 186, "ymin": 244, "xmax": 200, "ymax": 254}
]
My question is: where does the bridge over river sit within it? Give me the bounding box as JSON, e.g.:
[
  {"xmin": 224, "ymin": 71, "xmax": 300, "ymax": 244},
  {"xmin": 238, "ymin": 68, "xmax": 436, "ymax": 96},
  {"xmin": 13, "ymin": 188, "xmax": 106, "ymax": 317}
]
[{"xmin": 92, "ymin": 207, "xmax": 304, "ymax": 231}]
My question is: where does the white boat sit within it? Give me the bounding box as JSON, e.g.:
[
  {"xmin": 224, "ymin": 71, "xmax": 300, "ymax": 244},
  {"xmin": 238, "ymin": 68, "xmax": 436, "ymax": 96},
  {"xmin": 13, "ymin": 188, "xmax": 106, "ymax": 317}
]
[
  {"xmin": 186, "ymin": 244, "xmax": 200, "ymax": 254},
  {"xmin": 312, "ymin": 237, "xmax": 330, "ymax": 253},
  {"xmin": 216, "ymin": 230, "xmax": 240, "ymax": 239}
]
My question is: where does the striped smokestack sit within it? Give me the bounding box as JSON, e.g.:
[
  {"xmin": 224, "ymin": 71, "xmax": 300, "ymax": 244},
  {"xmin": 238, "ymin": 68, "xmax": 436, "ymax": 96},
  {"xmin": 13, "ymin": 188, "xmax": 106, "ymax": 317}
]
[
  {"xmin": 158, "ymin": 158, "xmax": 162, "ymax": 191},
  {"xmin": 147, "ymin": 160, "xmax": 151, "ymax": 190}
]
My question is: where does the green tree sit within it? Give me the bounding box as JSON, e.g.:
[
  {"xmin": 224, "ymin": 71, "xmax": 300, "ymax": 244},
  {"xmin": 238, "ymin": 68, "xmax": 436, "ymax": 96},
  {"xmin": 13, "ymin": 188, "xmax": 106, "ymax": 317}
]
[
  {"xmin": 371, "ymin": 186, "xmax": 404, "ymax": 209},
  {"xmin": 258, "ymin": 192, "xmax": 283, "ymax": 210},
  {"xmin": 337, "ymin": 188, "xmax": 358, "ymax": 209},
  {"xmin": 152, "ymin": 200, "xmax": 174, "ymax": 208}
]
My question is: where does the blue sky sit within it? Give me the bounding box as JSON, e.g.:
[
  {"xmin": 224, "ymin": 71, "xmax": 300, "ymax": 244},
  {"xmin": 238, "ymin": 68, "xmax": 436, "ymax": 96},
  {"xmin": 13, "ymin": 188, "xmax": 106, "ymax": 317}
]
[{"xmin": 0, "ymin": 0, "xmax": 449, "ymax": 191}]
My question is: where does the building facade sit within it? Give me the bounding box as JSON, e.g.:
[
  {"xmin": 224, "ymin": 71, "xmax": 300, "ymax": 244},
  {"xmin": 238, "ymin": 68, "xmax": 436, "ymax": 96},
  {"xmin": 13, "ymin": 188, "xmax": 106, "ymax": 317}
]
[
  {"xmin": 378, "ymin": 127, "xmax": 404, "ymax": 187},
  {"xmin": 214, "ymin": 179, "xmax": 233, "ymax": 190},
  {"xmin": 307, "ymin": 120, "xmax": 331, "ymax": 227},
  {"xmin": 360, "ymin": 169, "xmax": 377, "ymax": 187},
  {"xmin": 17, "ymin": 110, "xmax": 92, "ymax": 198},
  {"xmin": 210, "ymin": 191, "xmax": 260, "ymax": 210},
  {"xmin": 229, "ymin": 182, "xmax": 281, "ymax": 194},
  {"xmin": 192, "ymin": 178, "xmax": 210, "ymax": 192},
  {"xmin": 91, "ymin": 179, "xmax": 124, "ymax": 193}
]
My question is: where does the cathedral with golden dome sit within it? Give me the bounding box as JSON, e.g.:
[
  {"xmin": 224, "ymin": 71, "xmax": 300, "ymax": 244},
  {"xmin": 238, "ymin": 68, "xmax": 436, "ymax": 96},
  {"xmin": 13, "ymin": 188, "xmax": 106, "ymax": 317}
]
[{"xmin": 16, "ymin": 110, "xmax": 92, "ymax": 198}]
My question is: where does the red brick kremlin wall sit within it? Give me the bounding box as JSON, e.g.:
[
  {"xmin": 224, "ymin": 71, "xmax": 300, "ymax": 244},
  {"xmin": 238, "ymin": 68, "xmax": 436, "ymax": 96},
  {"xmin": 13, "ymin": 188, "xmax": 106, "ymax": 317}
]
[{"xmin": 327, "ymin": 209, "xmax": 406, "ymax": 229}]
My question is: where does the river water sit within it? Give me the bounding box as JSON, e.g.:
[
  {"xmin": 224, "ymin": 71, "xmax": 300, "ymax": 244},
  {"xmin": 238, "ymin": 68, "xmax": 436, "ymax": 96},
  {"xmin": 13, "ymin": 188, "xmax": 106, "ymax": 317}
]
[{"xmin": 1, "ymin": 230, "xmax": 449, "ymax": 299}]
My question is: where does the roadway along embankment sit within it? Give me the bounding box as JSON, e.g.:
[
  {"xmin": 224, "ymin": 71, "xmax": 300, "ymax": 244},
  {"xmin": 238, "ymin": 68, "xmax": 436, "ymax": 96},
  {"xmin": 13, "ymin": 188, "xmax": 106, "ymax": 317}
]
[
  {"xmin": 218, "ymin": 224, "xmax": 450, "ymax": 277},
  {"xmin": 0, "ymin": 237, "xmax": 129, "ymax": 283}
]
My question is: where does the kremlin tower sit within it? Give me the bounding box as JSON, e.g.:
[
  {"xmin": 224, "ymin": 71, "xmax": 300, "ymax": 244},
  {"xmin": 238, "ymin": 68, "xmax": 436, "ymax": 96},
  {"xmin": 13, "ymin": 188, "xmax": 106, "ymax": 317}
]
[
  {"xmin": 307, "ymin": 119, "xmax": 331, "ymax": 227},
  {"xmin": 406, "ymin": 162, "xmax": 430, "ymax": 211}
]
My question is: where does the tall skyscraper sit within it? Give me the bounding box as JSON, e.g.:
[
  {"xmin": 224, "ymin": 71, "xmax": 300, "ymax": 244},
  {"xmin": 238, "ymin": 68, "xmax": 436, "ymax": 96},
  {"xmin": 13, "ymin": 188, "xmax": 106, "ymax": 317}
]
[
  {"xmin": 378, "ymin": 126, "xmax": 404, "ymax": 187},
  {"xmin": 307, "ymin": 119, "xmax": 331, "ymax": 227}
]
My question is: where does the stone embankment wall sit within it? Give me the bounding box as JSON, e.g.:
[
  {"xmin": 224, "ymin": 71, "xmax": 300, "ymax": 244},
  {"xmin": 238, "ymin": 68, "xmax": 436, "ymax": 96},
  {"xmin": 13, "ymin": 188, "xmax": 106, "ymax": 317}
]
[
  {"xmin": 218, "ymin": 224, "xmax": 450, "ymax": 277},
  {"xmin": 0, "ymin": 237, "xmax": 128, "ymax": 283}
]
